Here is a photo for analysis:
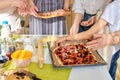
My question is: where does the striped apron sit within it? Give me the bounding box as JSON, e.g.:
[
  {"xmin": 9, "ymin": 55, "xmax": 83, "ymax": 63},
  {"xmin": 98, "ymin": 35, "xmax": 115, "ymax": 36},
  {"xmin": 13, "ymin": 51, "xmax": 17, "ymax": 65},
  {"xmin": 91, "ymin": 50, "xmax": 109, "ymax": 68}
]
[{"xmin": 29, "ymin": 0, "xmax": 67, "ymax": 35}]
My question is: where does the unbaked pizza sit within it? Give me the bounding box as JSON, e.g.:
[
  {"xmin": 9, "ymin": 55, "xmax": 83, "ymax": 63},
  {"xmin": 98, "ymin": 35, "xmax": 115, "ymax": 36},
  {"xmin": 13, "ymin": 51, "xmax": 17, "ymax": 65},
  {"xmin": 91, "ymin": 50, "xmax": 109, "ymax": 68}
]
[
  {"xmin": 38, "ymin": 9, "xmax": 70, "ymax": 19},
  {"xmin": 52, "ymin": 43, "xmax": 97, "ymax": 66}
]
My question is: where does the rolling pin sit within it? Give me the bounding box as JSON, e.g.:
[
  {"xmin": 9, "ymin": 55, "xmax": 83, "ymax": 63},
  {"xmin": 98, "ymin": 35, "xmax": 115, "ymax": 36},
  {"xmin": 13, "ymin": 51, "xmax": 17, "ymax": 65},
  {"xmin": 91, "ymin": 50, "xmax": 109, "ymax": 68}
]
[{"xmin": 37, "ymin": 41, "xmax": 44, "ymax": 68}]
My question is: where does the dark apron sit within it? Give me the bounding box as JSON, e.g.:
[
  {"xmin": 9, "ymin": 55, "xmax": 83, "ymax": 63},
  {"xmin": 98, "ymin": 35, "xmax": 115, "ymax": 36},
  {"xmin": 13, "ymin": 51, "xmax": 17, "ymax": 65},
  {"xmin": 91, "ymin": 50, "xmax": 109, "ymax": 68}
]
[
  {"xmin": 78, "ymin": 13, "xmax": 96, "ymax": 32},
  {"xmin": 29, "ymin": 0, "xmax": 67, "ymax": 35},
  {"xmin": 109, "ymin": 49, "xmax": 120, "ymax": 80}
]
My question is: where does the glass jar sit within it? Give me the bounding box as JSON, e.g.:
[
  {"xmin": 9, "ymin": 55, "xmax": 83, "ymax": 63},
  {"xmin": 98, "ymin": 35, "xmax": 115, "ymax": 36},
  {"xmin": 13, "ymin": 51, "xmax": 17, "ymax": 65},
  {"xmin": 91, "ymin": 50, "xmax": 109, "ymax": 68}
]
[{"xmin": 23, "ymin": 37, "xmax": 35, "ymax": 56}]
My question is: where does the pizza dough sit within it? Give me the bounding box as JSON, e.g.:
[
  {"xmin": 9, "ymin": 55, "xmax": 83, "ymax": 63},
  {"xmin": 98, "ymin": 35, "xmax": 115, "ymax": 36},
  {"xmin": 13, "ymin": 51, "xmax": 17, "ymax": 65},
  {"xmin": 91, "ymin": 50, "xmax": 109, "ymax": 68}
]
[
  {"xmin": 52, "ymin": 43, "xmax": 97, "ymax": 66},
  {"xmin": 38, "ymin": 9, "xmax": 70, "ymax": 19}
]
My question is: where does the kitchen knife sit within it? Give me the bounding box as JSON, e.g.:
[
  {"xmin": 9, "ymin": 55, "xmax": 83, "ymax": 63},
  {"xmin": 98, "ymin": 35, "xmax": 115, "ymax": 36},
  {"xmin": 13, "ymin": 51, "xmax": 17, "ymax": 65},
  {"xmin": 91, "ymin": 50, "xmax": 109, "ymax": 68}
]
[{"xmin": 20, "ymin": 70, "xmax": 42, "ymax": 80}]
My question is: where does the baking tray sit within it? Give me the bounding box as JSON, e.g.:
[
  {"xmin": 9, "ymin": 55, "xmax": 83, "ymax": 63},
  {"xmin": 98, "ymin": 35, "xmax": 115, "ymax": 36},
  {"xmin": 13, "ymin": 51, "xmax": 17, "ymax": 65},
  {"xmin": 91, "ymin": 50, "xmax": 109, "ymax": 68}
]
[{"xmin": 47, "ymin": 41, "xmax": 107, "ymax": 68}]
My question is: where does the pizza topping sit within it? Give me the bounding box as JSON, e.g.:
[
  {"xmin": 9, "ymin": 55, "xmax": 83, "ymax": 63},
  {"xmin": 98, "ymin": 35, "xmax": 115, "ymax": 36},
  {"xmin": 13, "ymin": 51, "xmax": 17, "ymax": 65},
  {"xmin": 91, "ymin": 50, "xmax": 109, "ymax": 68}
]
[
  {"xmin": 39, "ymin": 9, "xmax": 69, "ymax": 18},
  {"xmin": 54, "ymin": 44, "xmax": 97, "ymax": 65},
  {"xmin": 13, "ymin": 72, "xmax": 26, "ymax": 79}
]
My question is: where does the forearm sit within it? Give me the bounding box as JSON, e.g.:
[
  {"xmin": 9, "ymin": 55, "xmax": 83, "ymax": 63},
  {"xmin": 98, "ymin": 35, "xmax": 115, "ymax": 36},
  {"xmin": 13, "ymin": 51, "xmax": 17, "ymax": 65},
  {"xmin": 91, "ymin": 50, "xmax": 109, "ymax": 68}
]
[
  {"xmin": 66, "ymin": 30, "xmax": 92, "ymax": 41},
  {"xmin": 64, "ymin": 0, "xmax": 69, "ymax": 4},
  {"xmin": 87, "ymin": 18, "xmax": 108, "ymax": 35},
  {"xmin": 27, "ymin": 0, "xmax": 34, "ymax": 4},
  {"xmin": 64, "ymin": 0, "xmax": 70, "ymax": 8},
  {"xmin": 67, "ymin": 18, "xmax": 108, "ymax": 41},
  {"xmin": 0, "ymin": 0, "xmax": 28, "ymax": 10},
  {"xmin": 0, "ymin": 0, "xmax": 14, "ymax": 10},
  {"xmin": 73, "ymin": 13, "xmax": 83, "ymax": 26}
]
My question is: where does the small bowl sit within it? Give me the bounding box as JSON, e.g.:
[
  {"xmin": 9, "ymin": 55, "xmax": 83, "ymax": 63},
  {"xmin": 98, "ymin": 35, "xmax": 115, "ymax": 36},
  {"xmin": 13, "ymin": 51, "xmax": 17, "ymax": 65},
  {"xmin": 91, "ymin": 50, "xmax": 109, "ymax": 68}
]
[
  {"xmin": 0, "ymin": 56, "xmax": 9, "ymax": 68},
  {"xmin": 11, "ymin": 50, "xmax": 33, "ymax": 67}
]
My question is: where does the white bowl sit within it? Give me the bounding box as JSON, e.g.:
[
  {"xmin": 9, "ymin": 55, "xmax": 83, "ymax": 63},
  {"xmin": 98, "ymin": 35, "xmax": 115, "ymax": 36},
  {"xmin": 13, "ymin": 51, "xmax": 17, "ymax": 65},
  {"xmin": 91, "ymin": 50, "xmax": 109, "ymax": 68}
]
[{"xmin": 11, "ymin": 50, "xmax": 33, "ymax": 67}]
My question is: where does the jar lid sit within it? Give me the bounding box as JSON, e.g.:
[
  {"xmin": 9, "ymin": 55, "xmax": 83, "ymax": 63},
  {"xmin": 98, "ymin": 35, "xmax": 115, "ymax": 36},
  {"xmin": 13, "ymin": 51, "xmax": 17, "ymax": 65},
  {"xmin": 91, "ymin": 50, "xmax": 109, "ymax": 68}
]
[{"xmin": 2, "ymin": 21, "xmax": 8, "ymax": 25}]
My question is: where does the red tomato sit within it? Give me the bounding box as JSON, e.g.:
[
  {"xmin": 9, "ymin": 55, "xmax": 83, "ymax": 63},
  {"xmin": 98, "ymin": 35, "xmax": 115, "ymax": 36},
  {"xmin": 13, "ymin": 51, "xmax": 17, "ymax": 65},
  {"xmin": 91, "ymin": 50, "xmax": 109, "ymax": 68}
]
[{"xmin": 6, "ymin": 52, "xmax": 12, "ymax": 60}]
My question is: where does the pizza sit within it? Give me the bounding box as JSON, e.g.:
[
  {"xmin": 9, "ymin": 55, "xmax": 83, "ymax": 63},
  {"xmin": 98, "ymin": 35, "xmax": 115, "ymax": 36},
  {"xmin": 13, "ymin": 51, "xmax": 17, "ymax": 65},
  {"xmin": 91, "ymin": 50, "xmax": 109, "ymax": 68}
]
[
  {"xmin": 52, "ymin": 43, "xmax": 97, "ymax": 66},
  {"xmin": 0, "ymin": 70, "xmax": 30, "ymax": 80},
  {"xmin": 38, "ymin": 9, "xmax": 70, "ymax": 19}
]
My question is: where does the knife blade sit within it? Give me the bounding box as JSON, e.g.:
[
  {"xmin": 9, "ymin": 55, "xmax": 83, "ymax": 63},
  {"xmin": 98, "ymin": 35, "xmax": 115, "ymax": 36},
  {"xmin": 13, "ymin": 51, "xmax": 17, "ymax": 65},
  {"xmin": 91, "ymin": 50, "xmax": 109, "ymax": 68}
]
[{"xmin": 20, "ymin": 70, "xmax": 42, "ymax": 80}]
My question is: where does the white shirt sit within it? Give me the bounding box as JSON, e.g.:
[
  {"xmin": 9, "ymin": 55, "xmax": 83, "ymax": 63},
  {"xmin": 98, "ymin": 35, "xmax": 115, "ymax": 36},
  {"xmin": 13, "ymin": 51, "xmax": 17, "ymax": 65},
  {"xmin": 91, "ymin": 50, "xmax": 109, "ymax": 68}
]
[
  {"xmin": 72, "ymin": 0, "xmax": 110, "ymax": 15},
  {"xmin": 101, "ymin": 0, "xmax": 120, "ymax": 54},
  {"xmin": 0, "ymin": 7, "xmax": 21, "ymax": 32}
]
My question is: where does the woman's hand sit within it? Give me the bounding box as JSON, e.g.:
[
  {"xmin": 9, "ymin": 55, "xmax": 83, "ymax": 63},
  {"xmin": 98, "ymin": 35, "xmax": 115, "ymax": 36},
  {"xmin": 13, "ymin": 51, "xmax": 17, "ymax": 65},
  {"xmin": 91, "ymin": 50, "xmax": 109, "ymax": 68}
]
[
  {"xmin": 56, "ymin": 36, "xmax": 68, "ymax": 45},
  {"xmin": 86, "ymin": 34, "xmax": 113, "ymax": 50},
  {"xmin": 29, "ymin": 3, "xmax": 39, "ymax": 17},
  {"xmin": 81, "ymin": 16, "xmax": 96, "ymax": 27},
  {"xmin": 70, "ymin": 23, "xmax": 79, "ymax": 35},
  {"xmin": 17, "ymin": 7, "xmax": 28, "ymax": 17}
]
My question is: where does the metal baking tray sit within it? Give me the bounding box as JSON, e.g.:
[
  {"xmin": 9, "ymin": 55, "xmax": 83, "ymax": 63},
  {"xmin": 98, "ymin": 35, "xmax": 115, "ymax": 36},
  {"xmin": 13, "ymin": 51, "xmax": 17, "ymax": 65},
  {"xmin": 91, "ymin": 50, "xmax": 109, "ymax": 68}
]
[{"xmin": 47, "ymin": 41, "xmax": 107, "ymax": 68}]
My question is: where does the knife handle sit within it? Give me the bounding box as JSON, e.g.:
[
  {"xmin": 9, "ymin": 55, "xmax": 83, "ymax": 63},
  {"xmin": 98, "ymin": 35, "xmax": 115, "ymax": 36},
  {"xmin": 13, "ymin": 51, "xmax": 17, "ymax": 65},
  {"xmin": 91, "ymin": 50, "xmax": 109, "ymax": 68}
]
[{"xmin": 32, "ymin": 77, "xmax": 42, "ymax": 80}]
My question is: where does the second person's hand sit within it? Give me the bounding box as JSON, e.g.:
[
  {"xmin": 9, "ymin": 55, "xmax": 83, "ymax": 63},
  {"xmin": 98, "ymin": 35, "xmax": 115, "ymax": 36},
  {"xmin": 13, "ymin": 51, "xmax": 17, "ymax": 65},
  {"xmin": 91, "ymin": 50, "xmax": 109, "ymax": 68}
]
[
  {"xmin": 56, "ymin": 36, "xmax": 68, "ymax": 46},
  {"xmin": 86, "ymin": 34, "xmax": 112, "ymax": 50},
  {"xmin": 29, "ymin": 3, "xmax": 39, "ymax": 17},
  {"xmin": 70, "ymin": 23, "xmax": 79, "ymax": 35},
  {"xmin": 81, "ymin": 16, "xmax": 96, "ymax": 27},
  {"xmin": 17, "ymin": 7, "xmax": 28, "ymax": 17}
]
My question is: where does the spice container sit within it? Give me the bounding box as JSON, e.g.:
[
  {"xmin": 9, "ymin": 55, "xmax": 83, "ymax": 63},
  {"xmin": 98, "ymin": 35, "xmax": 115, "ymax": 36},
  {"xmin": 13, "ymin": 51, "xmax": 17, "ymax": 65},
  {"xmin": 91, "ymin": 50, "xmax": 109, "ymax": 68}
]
[{"xmin": 23, "ymin": 37, "xmax": 35, "ymax": 56}]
